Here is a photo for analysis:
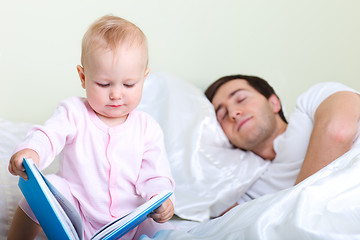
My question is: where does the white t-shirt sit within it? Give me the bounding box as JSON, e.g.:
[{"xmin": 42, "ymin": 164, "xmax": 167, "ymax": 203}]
[{"xmin": 238, "ymin": 82, "xmax": 360, "ymax": 204}]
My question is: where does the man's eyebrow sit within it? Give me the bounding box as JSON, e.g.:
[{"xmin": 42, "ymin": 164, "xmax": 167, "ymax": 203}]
[
  {"xmin": 215, "ymin": 89, "xmax": 243, "ymax": 114},
  {"xmin": 229, "ymin": 89, "xmax": 243, "ymax": 97}
]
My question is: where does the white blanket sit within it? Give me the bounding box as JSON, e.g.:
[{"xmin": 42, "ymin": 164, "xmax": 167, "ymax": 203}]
[{"xmin": 141, "ymin": 148, "xmax": 360, "ymax": 240}]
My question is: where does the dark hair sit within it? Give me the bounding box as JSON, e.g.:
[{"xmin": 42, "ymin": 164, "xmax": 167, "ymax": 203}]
[{"xmin": 205, "ymin": 74, "xmax": 287, "ymax": 123}]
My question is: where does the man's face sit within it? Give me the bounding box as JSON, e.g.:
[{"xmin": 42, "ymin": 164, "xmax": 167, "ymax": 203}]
[{"xmin": 211, "ymin": 79, "xmax": 280, "ymax": 151}]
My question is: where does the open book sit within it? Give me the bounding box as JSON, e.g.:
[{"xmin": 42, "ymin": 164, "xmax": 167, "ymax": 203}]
[{"xmin": 18, "ymin": 158, "xmax": 173, "ymax": 240}]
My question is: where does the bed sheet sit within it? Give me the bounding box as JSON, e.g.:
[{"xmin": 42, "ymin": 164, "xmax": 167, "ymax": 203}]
[{"xmin": 141, "ymin": 148, "xmax": 360, "ymax": 240}]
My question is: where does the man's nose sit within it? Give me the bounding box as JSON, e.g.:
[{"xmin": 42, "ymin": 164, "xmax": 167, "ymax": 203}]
[{"xmin": 229, "ymin": 107, "xmax": 242, "ymax": 120}]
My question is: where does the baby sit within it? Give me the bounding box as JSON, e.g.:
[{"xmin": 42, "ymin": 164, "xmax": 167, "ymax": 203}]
[{"xmin": 8, "ymin": 15, "xmax": 175, "ymax": 240}]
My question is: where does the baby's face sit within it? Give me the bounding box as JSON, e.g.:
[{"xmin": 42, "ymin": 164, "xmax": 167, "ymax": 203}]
[{"xmin": 80, "ymin": 45, "xmax": 149, "ymax": 126}]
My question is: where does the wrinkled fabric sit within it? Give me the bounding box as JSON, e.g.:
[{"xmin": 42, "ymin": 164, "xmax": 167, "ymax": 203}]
[
  {"xmin": 138, "ymin": 73, "xmax": 269, "ymax": 221},
  {"xmin": 0, "ymin": 119, "xmax": 32, "ymax": 237},
  {"xmin": 140, "ymin": 148, "xmax": 360, "ymax": 240}
]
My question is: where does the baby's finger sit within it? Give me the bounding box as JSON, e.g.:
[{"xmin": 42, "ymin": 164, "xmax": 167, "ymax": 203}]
[
  {"xmin": 153, "ymin": 204, "xmax": 164, "ymax": 213},
  {"xmin": 14, "ymin": 166, "xmax": 28, "ymax": 180},
  {"xmin": 150, "ymin": 211, "xmax": 172, "ymax": 223},
  {"xmin": 149, "ymin": 212, "xmax": 163, "ymax": 223},
  {"xmin": 8, "ymin": 161, "xmax": 28, "ymax": 180},
  {"xmin": 149, "ymin": 212, "xmax": 159, "ymax": 220},
  {"xmin": 18, "ymin": 169, "xmax": 28, "ymax": 180},
  {"xmin": 150, "ymin": 207, "xmax": 173, "ymax": 222}
]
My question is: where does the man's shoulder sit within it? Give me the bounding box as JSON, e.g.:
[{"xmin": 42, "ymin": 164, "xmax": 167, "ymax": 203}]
[
  {"xmin": 297, "ymin": 82, "xmax": 357, "ymax": 110},
  {"xmin": 291, "ymin": 82, "xmax": 359, "ymax": 123},
  {"xmin": 305, "ymin": 82, "xmax": 357, "ymax": 96}
]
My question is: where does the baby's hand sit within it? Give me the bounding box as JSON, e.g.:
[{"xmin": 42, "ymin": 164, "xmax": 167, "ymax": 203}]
[
  {"xmin": 8, "ymin": 149, "xmax": 39, "ymax": 180},
  {"xmin": 149, "ymin": 198, "xmax": 174, "ymax": 223}
]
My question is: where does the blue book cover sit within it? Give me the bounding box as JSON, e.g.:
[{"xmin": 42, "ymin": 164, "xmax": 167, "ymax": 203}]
[{"xmin": 18, "ymin": 158, "xmax": 173, "ymax": 240}]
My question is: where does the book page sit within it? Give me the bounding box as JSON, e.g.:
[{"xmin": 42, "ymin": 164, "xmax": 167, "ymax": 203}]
[
  {"xmin": 91, "ymin": 191, "xmax": 172, "ymax": 240},
  {"xmin": 41, "ymin": 171, "xmax": 83, "ymax": 239}
]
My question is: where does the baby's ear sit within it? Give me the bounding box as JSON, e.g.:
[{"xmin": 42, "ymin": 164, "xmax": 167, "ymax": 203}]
[
  {"xmin": 144, "ymin": 68, "xmax": 150, "ymax": 79},
  {"xmin": 77, "ymin": 65, "xmax": 86, "ymax": 89}
]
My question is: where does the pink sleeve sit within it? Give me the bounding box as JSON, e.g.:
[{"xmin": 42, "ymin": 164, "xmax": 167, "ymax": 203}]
[
  {"xmin": 15, "ymin": 99, "xmax": 78, "ymax": 170},
  {"xmin": 136, "ymin": 118, "xmax": 175, "ymax": 201}
]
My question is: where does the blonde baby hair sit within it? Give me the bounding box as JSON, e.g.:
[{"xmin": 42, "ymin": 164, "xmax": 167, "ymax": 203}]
[{"xmin": 80, "ymin": 15, "xmax": 148, "ymax": 67}]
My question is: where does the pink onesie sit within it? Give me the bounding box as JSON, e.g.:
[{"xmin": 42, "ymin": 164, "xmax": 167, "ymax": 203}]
[{"xmin": 17, "ymin": 97, "xmax": 175, "ymax": 239}]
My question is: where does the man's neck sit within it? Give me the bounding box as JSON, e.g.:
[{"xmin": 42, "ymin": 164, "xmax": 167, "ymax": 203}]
[{"xmin": 253, "ymin": 119, "xmax": 287, "ymax": 161}]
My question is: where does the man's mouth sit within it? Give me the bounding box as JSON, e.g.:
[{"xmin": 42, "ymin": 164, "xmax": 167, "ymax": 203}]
[{"xmin": 237, "ymin": 117, "xmax": 252, "ymax": 131}]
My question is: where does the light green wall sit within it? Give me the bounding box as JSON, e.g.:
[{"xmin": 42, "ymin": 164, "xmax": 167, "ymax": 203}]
[{"xmin": 1, "ymin": 0, "xmax": 360, "ymax": 124}]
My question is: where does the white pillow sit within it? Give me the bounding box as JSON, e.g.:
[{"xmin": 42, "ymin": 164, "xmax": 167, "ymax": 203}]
[
  {"xmin": 0, "ymin": 119, "xmax": 57, "ymax": 239},
  {"xmin": 138, "ymin": 73, "xmax": 270, "ymax": 221},
  {"xmin": 0, "ymin": 119, "xmax": 32, "ymax": 237}
]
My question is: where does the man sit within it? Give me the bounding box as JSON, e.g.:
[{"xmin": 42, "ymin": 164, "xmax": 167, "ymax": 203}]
[{"xmin": 205, "ymin": 74, "xmax": 360, "ymax": 212}]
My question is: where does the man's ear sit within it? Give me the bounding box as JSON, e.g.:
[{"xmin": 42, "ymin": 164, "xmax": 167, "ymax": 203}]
[
  {"xmin": 269, "ymin": 94, "xmax": 282, "ymax": 113},
  {"xmin": 77, "ymin": 65, "xmax": 86, "ymax": 89}
]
